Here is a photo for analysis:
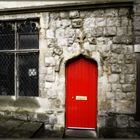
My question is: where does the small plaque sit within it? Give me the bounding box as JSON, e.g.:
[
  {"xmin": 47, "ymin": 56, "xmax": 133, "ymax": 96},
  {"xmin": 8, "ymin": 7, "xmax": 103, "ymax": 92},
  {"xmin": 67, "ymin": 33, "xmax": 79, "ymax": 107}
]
[
  {"xmin": 76, "ymin": 96, "xmax": 87, "ymax": 101},
  {"xmin": 28, "ymin": 68, "xmax": 37, "ymax": 77}
]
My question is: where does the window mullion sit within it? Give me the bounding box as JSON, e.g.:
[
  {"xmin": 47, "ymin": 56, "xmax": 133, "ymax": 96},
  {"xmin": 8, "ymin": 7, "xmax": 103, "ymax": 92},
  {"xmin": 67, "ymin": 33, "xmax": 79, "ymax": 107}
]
[{"xmin": 14, "ymin": 22, "xmax": 18, "ymax": 98}]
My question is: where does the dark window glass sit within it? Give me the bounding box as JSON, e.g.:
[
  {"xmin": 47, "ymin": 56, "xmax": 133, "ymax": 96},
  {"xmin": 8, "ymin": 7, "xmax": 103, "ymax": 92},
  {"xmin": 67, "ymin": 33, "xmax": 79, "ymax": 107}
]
[
  {"xmin": 19, "ymin": 53, "xmax": 38, "ymax": 96},
  {"xmin": 19, "ymin": 34, "xmax": 39, "ymax": 49},
  {"xmin": 0, "ymin": 54, "xmax": 14, "ymax": 95},
  {"xmin": 0, "ymin": 23, "xmax": 15, "ymax": 50}
]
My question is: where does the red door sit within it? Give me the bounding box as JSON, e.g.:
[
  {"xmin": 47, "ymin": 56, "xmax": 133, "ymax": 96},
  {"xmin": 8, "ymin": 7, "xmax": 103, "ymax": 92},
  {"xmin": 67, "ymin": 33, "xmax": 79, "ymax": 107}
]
[{"xmin": 66, "ymin": 56, "xmax": 97, "ymax": 129}]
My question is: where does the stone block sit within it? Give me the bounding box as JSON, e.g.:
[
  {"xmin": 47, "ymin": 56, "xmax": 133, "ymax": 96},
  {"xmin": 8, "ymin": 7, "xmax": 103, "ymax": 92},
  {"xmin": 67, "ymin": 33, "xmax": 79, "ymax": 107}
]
[
  {"xmin": 104, "ymin": 27, "xmax": 117, "ymax": 36},
  {"xmin": 107, "ymin": 84, "xmax": 112, "ymax": 92},
  {"xmin": 111, "ymin": 64, "xmax": 121, "ymax": 73},
  {"xmin": 57, "ymin": 38, "xmax": 68, "ymax": 46},
  {"xmin": 60, "ymin": 12, "xmax": 69, "ymax": 19},
  {"xmin": 88, "ymin": 37, "xmax": 97, "ymax": 45},
  {"xmin": 72, "ymin": 19, "xmax": 82, "ymax": 28},
  {"xmin": 93, "ymin": 10, "xmax": 104, "ymax": 17},
  {"xmin": 47, "ymin": 38, "xmax": 57, "ymax": 48},
  {"xmin": 113, "ymin": 36, "xmax": 133, "ymax": 44},
  {"xmin": 109, "ymin": 53, "xmax": 118, "ymax": 64},
  {"xmin": 68, "ymin": 38, "xmax": 75, "ymax": 47},
  {"xmin": 118, "ymin": 54, "xmax": 125, "ymax": 64},
  {"xmin": 115, "ymin": 92, "xmax": 127, "ymax": 100},
  {"xmin": 56, "ymin": 28, "xmax": 65, "ymax": 38},
  {"xmin": 105, "ymin": 9, "xmax": 118, "ymax": 17},
  {"xmin": 120, "ymin": 74, "xmax": 125, "ymax": 84},
  {"xmin": 37, "ymin": 113, "xmax": 49, "ymax": 122},
  {"xmin": 134, "ymin": 44, "xmax": 140, "ymax": 52},
  {"xmin": 106, "ymin": 17, "xmax": 120, "ymax": 26},
  {"xmin": 106, "ymin": 100, "xmax": 116, "ymax": 112},
  {"xmin": 98, "ymin": 116, "xmax": 106, "ymax": 128},
  {"xmin": 40, "ymin": 13, "xmax": 49, "ymax": 29},
  {"xmin": 106, "ymin": 92, "xmax": 114, "ymax": 100},
  {"xmin": 125, "ymin": 54, "xmax": 134, "ymax": 64},
  {"xmin": 127, "ymin": 92, "xmax": 135, "ymax": 100},
  {"xmin": 50, "ymin": 13, "xmax": 59, "ymax": 20},
  {"xmin": 116, "ymin": 100, "xmax": 135, "ymax": 114},
  {"xmin": 123, "ymin": 45, "xmax": 133, "ymax": 53},
  {"xmin": 44, "ymin": 124, "xmax": 52, "ymax": 130},
  {"xmin": 129, "ymin": 116, "xmax": 140, "ymax": 128},
  {"xmin": 53, "ymin": 47, "xmax": 63, "ymax": 56},
  {"xmin": 123, "ymin": 64, "xmax": 135, "ymax": 74},
  {"xmin": 56, "ymin": 19, "xmax": 71, "ymax": 29},
  {"xmin": 117, "ymin": 27, "xmax": 127, "ymax": 36},
  {"xmin": 83, "ymin": 42, "xmax": 96, "ymax": 51},
  {"xmin": 53, "ymin": 99, "xmax": 61, "ymax": 108},
  {"xmin": 105, "ymin": 114, "xmax": 116, "ymax": 128},
  {"xmin": 45, "ymin": 57, "xmax": 56, "ymax": 67},
  {"xmin": 112, "ymin": 84, "xmax": 122, "ymax": 92},
  {"xmin": 134, "ymin": 16, "xmax": 140, "ymax": 30},
  {"xmin": 111, "ymin": 44, "xmax": 122, "ymax": 54},
  {"xmin": 116, "ymin": 115, "xmax": 129, "ymax": 128},
  {"xmin": 65, "ymin": 28, "xmax": 75, "ymax": 38},
  {"xmin": 122, "ymin": 84, "xmax": 135, "ymax": 92},
  {"xmin": 56, "ymin": 113, "xmax": 64, "ymax": 125},
  {"xmin": 119, "ymin": 8, "xmax": 129, "ymax": 16},
  {"xmin": 69, "ymin": 11, "xmax": 80, "ymax": 19},
  {"xmin": 47, "ymin": 89, "xmax": 57, "ymax": 99},
  {"xmin": 46, "ymin": 29, "xmax": 55, "ymax": 39},
  {"xmin": 49, "ymin": 114, "xmax": 57, "ymax": 125},
  {"xmin": 127, "ymin": 27, "xmax": 132, "ymax": 35},
  {"xmin": 95, "ymin": 17, "xmax": 106, "ymax": 27},
  {"xmin": 125, "ymin": 74, "xmax": 135, "ymax": 84},
  {"xmin": 83, "ymin": 18, "xmax": 95, "ymax": 30},
  {"xmin": 134, "ymin": 36, "xmax": 140, "ymax": 44},
  {"xmin": 95, "ymin": 27, "xmax": 103, "ymax": 37},
  {"xmin": 121, "ymin": 17, "xmax": 129, "ymax": 26},
  {"xmin": 49, "ymin": 19, "xmax": 56, "ymax": 29},
  {"xmin": 109, "ymin": 74, "xmax": 119, "ymax": 83},
  {"xmin": 46, "ymin": 67, "xmax": 55, "ymax": 82},
  {"xmin": 55, "ymin": 56, "xmax": 63, "ymax": 72}
]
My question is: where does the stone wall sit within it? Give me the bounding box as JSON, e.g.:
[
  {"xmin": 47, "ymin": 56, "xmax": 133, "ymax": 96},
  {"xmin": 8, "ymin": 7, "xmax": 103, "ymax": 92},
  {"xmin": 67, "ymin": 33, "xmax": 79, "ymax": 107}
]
[
  {"xmin": 39, "ymin": 6, "xmax": 136, "ymax": 133},
  {"xmin": 0, "ymin": 3, "xmax": 138, "ymax": 137}
]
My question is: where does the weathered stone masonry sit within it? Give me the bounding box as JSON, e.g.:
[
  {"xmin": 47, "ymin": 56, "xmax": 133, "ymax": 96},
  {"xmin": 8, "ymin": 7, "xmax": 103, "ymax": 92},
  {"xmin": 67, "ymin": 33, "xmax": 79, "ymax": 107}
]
[{"xmin": 0, "ymin": 1, "xmax": 139, "ymax": 137}]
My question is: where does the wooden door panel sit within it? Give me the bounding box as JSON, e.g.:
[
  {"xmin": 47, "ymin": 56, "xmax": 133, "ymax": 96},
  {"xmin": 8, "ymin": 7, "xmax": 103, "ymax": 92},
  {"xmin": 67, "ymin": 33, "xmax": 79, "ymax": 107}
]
[{"xmin": 66, "ymin": 56, "xmax": 97, "ymax": 129}]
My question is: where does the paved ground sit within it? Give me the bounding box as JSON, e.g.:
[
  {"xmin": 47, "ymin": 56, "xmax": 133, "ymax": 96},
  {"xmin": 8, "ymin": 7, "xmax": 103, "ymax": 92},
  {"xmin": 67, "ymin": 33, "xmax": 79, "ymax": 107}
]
[
  {"xmin": 0, "ymin": 116, "xmax": 96, "ymax": 139},
  {"xmin": 0, "ymin": 116, "xmax": 140, "ymax": 139},
  {"xmin": 0, "ymin": 117, "xmax": 43, "ymax": 138},
  {"xmin": 34, "ymin": 128, "xmax": 97, "ymax": 138}
]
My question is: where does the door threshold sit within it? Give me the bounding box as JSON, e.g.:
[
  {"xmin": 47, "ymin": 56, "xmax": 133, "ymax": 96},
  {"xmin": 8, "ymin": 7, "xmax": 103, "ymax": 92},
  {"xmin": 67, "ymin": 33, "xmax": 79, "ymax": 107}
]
[
  {"xmin": 64, "ymin": 128, "xmax": 97, "ymax": 138},
  {"xmin": 67, "ymin": 127, "xmax": 96, "ymax": 130}
]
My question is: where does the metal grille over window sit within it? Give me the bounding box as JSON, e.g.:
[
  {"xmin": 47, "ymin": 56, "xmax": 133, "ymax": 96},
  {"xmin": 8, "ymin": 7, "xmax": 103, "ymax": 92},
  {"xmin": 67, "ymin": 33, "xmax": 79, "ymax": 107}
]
[{"xmin": 0, "ymin": 19, "xmax": 39, "ymax": 96}]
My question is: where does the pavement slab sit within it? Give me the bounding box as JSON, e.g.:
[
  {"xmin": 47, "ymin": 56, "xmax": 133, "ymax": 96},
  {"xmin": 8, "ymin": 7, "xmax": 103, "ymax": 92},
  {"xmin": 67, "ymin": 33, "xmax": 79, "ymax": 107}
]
[{"xmin": 0, "ymin": 117, "xmax": 43, "ymax": 138}]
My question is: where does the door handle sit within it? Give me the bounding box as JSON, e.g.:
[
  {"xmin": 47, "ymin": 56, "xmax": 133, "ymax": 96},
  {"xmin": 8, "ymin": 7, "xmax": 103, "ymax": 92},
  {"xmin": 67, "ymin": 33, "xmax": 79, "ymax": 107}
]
[{"xmin": 72, "ymin": 96, "xmax": 74, "ymax": 100}]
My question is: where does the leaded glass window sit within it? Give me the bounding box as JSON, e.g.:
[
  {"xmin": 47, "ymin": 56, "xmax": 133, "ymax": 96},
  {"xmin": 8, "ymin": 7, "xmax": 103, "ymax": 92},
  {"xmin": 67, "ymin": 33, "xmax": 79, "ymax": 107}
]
[{"xmin": 0, "ymin": 19, "xmax": 39, "ymax": 96}]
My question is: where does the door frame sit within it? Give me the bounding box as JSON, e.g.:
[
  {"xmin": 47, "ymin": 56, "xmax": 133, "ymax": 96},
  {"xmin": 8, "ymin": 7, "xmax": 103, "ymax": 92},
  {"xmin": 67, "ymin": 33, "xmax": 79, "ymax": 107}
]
[{"xmin": 65, "ymin": 54, "xmax": 98, "ymax": 131}]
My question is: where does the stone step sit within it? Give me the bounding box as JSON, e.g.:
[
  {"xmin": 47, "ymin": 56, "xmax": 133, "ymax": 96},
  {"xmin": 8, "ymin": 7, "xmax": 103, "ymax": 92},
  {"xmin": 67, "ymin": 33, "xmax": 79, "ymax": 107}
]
[{"xmin": 64, "ymin": 129, "xmax": 97, "ymax": 138}]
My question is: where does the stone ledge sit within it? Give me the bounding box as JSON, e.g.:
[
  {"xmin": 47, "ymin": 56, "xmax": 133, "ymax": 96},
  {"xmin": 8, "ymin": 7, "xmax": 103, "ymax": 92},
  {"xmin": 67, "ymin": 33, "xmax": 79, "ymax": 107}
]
[{"xmin": 0, "ymin": 0, "xmax": 133, "ymax": 15}]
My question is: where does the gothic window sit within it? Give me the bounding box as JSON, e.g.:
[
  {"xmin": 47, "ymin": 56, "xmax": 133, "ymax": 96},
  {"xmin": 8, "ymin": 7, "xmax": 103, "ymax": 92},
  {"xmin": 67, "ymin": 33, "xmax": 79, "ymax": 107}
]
[{"xmin": 0, "ymin": 19, "xmax": 39, "ymax": 96}]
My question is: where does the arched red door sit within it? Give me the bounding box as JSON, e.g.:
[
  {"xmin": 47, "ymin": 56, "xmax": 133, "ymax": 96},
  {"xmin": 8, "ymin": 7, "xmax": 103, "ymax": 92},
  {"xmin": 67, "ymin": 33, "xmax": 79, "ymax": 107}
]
[{"xmin": 66, "ymin": 55, "xmax": 97, "ymax": 129}]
